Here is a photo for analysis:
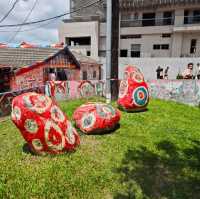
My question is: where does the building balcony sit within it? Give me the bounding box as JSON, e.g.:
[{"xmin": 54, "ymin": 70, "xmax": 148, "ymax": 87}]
[
  {"xmin": 68, "ymin": 45, "xmax": 91, "ymax": 50},
  {"xmin": 121, "ymin": 17, "xmax": 174, "ymax": 28},
  {"xmin": 174, "ymin": 15, "xmax": 200, "ymax": 32},
  {"xmin": 184, "ymin": 15, "xmax": 200, "ymax": 25}
]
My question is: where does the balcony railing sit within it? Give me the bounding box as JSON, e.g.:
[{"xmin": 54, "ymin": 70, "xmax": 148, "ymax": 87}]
[
  {"xmin": 121, "ymin": 17, "xmax": 174, "ymax": 27},
  {"xmin": 184, "ymin": 15, "xmax": 200, "ymax": 25}
]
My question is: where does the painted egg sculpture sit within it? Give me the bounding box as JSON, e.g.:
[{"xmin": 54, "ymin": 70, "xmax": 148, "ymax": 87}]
[
  {"xmin": 73, "ymin": 103, "xmax": 121, "ymax": 134},
  {"xmin": 11, "ymin": 92, "xmax": 80, "ymax": 155},
  {"xmin": 117, "ymin": 65, "xmax": 149, "ymax": 112}
]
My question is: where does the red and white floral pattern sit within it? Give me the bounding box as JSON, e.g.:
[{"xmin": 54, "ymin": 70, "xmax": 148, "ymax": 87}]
[
  {"xmin": 73, "ymin": 103, "xmax": 121, "ymax": 134},
  {"xmin": 11, "ymin": 92, "xmax": 80, "ymax": 155},
  {"xmin": 118, "ymin": 65, "xmax": 149, "ymax": 112}
]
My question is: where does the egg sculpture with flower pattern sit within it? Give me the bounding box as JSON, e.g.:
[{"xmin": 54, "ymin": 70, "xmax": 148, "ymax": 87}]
[
  {"xmin": 11, "ymin": 92, "xmax": 80, "ymax": 155},
  {"xmin": 117, "ymin": 65, "xmax": 149, "ymax": 112},
  {"xmin": 73, "ymin": 103, "xmax": 121, "ymax": 134}
]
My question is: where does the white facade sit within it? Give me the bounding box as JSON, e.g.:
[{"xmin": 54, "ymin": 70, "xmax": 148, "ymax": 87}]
[
  {"xmin": 59, "ymin": 2, "xmax": 200, "ymax": 59},
  {"xmin": 100, "ymin": 57, "xmax": 200, "ymax": 80}
]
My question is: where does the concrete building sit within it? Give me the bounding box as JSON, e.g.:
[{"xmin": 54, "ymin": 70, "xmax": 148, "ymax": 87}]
[{"xmin": 59, "ymin": 0, "xmax": 200, "ymax": 59}]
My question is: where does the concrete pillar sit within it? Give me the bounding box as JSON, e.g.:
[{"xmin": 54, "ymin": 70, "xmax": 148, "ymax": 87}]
[
  {"xmin": 91, "ymin": 22, "xmax": 99, "ymax": 58},
  {"xmin": 174, "ymin": 9, "xmax": 184, "ymax": 27},
  {"xmin": 171, "ymin": 33, "xmax": 183, "ymax": 57}
]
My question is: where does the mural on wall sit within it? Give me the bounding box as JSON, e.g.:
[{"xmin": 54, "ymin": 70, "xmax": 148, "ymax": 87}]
[
  {"xmin": 46, "ymin": 80, "xmax": 106, "ymax": 101},
  {"xmin": 0, "ymin": 86, "xmax": 44, "ymax": 117},
  {"xmin": 1, "ymin": 80, "xmax": 200, "ymax": 118},
  {"xmin": 148, "ymin": 80, "xmax": 200, "ymax": 106},
  {"xmin": 11, "ymin": 67, "xmax": 44, "ymax": 91}
]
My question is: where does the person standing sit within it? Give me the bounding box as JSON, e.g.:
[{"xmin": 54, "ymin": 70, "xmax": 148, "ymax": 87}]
[
  {"xmin": 182, "ymin": 63, "xmax": 194, "ymax": 79},
  {"xmin": 164, "ymin": 66, "xmax": 169, "ymax": 79},
  {"xmin": 156, "ymin": 66, "xmax": 163, "ymax": 79},
  {"xmin": 197, "ymin": 63, "xmax": 200, "ymax": 80}
]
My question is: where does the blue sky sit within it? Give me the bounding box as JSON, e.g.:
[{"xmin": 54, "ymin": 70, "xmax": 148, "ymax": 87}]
[{"xmin": 0, "ymin": 0, "xmax": 70, "ymax": 46}]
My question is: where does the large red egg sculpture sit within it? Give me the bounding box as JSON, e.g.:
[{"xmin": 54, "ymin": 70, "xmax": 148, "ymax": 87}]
[
  {"xmin": 11, "ymin": 92, "xmax": 80, "ymax": 155},
  {"xmin": 73, "ymin": 103, "xmax": 121, "ymax": 134},
  {"xmin": 117, "ymin": 66, "xmax": 149, "ymax": 112}
]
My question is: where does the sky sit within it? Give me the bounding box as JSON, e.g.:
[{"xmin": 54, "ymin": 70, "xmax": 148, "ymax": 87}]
[{"xmin": 0, "ymin": 0, "xmax": 69, "ymax": 46}]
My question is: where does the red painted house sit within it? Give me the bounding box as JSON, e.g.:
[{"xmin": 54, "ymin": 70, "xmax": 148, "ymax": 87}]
[{"xmin": 0, "ymin": 45, "xmax": 101, "ymax": 92}]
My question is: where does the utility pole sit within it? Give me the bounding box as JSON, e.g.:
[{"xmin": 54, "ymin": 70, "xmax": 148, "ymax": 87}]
[{"xmin": 106, "ymin": 0, "xmax": 119, "ymax": 103}]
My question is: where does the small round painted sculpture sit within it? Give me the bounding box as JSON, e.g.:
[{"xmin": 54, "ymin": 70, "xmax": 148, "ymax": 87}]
[
  {"xmin": 117, "ymin": 65, "xmax": 149, "ymax": 112},
  {"xmin": 73, "ymin": 103, "xmax": 121, "ymax": 134},
  {"xmin": 11, "ymin": 92, "xmax": 80, "ymax": 155}
]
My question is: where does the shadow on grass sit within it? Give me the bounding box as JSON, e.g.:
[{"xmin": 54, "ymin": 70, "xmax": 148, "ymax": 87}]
[
  {"xmin": 118, "ymin": 106, "xmax": 149, "ymax": 113},
  {"xmin": 114, "ymin": 140, "xmax": 200, "ymax": 199},
  {"xmin": 22, "ymin": 143, "xmax": 36, "ymax": 155},
  {"xmin": 88, "ymin": 123, "xmax": 121, "ymax": 136}
]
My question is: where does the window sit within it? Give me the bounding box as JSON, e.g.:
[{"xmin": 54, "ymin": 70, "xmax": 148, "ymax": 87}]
[
  {"xmin": 153, "ymin": 44, "xmax": 169, "ymax": 50},
  {"xmin": 82, "ymin": 71, "xmax": 88, "ymax": 80},
  {"xmin": 120, "ymin": 50, "xmax": 128, "ymax": 57},
  {"xmin": 163, "ymin": 11, "xmax": 173, "ymax": 25},
  {"xmin": 162, "ymin": 34, "xmax": 171, "ymax": 38},
  {"xmin": 184, "ymin": 10, "xmax": 189, "ymax": 24},
  {"xmin": 57, "ymin": 69, "xmax": 67, "ymax": 81},
  {"xmin": 87, "ymin": 51, "xmax": 91, "ymax": 56},
  {"xmin": 190, "ymin": 39, "xmax": 197, "ymax": 54},
  {"xmin": 161, "ymin": 44, "xmax": 169, "ymax": 50},
  {"xmin": 153, "ymin": 44, "xmax": 161, "ymax": 50},
  {"xmin": 121, "ymin": 34, "xmax": 142, "ymax": 39},
  {"xmin": 93, "ymin": 71, "xmax": 97, "ymax": 79},
  {"xmin": 98, "ymin": 50, "xmax": 106, "ymax": 57},
  {"xmin": 131, "ymin": 44, "xmax": 141, "ymax": 57},
  {"xmin": 142, "ymin": 13, "xmax": 155, "ymax": 26},
  {"xmin": 0, "ymin": 68, "xmax": 11, "ymax": 92},
  {"xmin": 193, "ymin": 10, "xmax": 200, "ymax": 23},
  {"xmin": 66, "ymin": 37, "xmax": 91, "ymax": 46}
]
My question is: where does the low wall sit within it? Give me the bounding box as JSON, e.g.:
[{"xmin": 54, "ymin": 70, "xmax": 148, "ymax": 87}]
[
  {"xmin": 0, "ymin": 80, "xmax": 199, "ymax": 118},
  {"xmin": 0, "ymin": 86, "xmax": 44, "ymax": 117},
  {"xmin": 45, "ymin": 80, "xmax": 106, "ymax": 101},
  {"xmin": 147, "ymin": 80, "xmax": 200, "ymax": 106},
  {"xmin": 47, "ymin": 80, "xmax": 200, "ymax": 106}
]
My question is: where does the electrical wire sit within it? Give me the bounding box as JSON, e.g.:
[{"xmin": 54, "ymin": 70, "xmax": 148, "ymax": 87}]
[
  {"xmin": 8, "ymin": 0, "xmax": 39, "ymax": 43},
  {"xmin": 0, "ymin": 0, "xmax": 19, "ymax": 23},
  {"xmin": 0, "ymin": 18, "xmax": 58, "ymax": 33},
  {"xmin": 0, "ymin": 0, "xmax": 104, "ymax": 34},
  {"xmin": 0, "ymin": 0, "xmax": 103, "ymax": 28}
]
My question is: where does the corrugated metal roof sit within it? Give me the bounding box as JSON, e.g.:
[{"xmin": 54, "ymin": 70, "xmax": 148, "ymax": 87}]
[
  {"xmin": 0, "ymin": 47, "xmax": 99, "ymax": 69},
  {"xmin": 0, "ymin": 47, "xmax": 59, "ymax": 68}
]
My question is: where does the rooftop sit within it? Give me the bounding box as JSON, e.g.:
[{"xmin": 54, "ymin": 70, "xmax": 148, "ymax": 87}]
[
  {"xmin": 120, "ymin": 0, "xmax": 200, "ymax": 9},
  {"xmin": 0, "ymin": 47, "xmax": 99, "ymax": 69}
]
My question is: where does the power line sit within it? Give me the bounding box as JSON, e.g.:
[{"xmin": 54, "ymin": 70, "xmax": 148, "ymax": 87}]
[
  {"xmin": 0, "ymin": 0, "xmax": 19, "ymax": 23},
  {"xmin": 0, "ymin": 0, "xmax": 104, "ymax": 34},
  {"xmin": 0, "ymin": 19, "xmax": 58, "ymax": 33},
  {"xmin": 8, "ymin": 0, "xmax": 39, "ymax": 43},
  {"xmin": 0, "ymin": 1, "xmax": 99, "ymax": 34},
  {"xmin": 0, "ymin": 0, "xmax": 103, "ymax": 28}
]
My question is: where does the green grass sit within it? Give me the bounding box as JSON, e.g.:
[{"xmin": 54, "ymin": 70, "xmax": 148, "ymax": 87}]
[{"xmin": 0, "ymin": 98, "xmax": 200, "ymax": 199}]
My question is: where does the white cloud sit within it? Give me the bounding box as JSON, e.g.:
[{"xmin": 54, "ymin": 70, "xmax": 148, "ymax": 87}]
[{"xmin": 0, "ymin": 0, "xmax": 69, "ymax": 45}]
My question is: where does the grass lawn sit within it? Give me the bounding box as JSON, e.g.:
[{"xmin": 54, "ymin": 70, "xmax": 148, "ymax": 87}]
[{"xmin": 0, "ymin": 98, "xmax": 200, "ymax": 199}]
